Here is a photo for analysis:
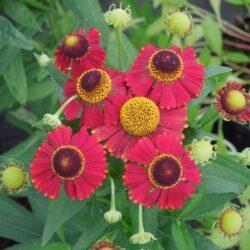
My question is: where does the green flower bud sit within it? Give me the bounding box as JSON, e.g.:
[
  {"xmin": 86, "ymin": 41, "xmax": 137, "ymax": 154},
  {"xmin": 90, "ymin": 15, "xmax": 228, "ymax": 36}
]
[
  {"xmin": 104, "ymin": 210, "xmax": 122, "ymax": 224},
  {"xmin": 34, "ymin": 52, "xmax": 51, "ymax": 68},
  {"xmin": 43, "ymin": 113, "xmax": 62, "ymax": 129},
  {"xmin": 130, "ymin": 232, "xmax": 157, "ymax": 245},
  {"xmin": 105, "ymin": 4, "xmax": 131, "ymax": 28}
]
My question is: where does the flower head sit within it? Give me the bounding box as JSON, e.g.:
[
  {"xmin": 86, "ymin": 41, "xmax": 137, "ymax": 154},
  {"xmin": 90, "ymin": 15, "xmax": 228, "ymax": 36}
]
[
  {"xmin": 215, "ymin": 82, "xmax": 250, "ymax": 124},
  {"xmin": 217, "ymin": 208, "xmax": 244, "ymax": 237},
  {"xmin": 0, "ymin": 161, "xmax": 28, "ymax": 193},
  {"xmin": 34, "ymin": 52, "xmax": 51, "ymax": 67},
  {"xmin": 30, "ymin": 126, "xmax": 107, "ymax": 200},
  {"xmin": 165, "ymin": 9, "xmax": 193, "ymax": 37},
  {"xmin": 89, "ymin": 240, "xmax": 118, "ymax": 250},
  {"xmin": 240, "ymin": 148, "xmax": 250, "ymax": 166},
  {"xmin": 130, "ymin": 232, "xmax": 156, "ymax": 245},
  {"xmin": 62, "ymin": 68, "xmax": 125, "ymax": 129},
  {"xmin": 105, "ymin": 4, "xmax": 131, "ymax": 28},
  {"xmin": 93, "ymin": 94, "xmax": 187, "ymax": 159},
  {"xmin": 125, "ymin": 45, "xmax": 204, "ymax": 109},
  {"xmin": 189, "ymin": 137, "xmax": 216, "ymax": 165},
  {"xmin": 54, "ymin": 27, "xmax": 106, "ymax": 79},
  {"xmin": 123, "ymin": 134, "xmax": 201, "ymax": 209},
  {"xmin": 43, "ymin": 113, "xmax": 62, "ymax": 129}
]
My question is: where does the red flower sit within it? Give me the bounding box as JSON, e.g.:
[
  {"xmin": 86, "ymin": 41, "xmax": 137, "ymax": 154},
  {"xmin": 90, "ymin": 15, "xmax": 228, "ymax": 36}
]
[
  {"xmin": 125, "ymin": 45, "xmax": 204, "ymax": 109},
  {"xmin": 214, "ymin": 82, "xmax": 250, "ymax": 124},
  {"xmin": 93, "ymin": 94, "xmax": 187, "ymax": 159},
  {"xmin": 62, "ymin": 68, "xmax": 126, "ymax": 129},
  {"xmin": 123, "ymin": 134, "xmax": 201, "ymax": 209},
  {"xmin": 89, "ymin": 240, "xmax": 118, "ymax": 250},
  {"xmin": 30, "ymin": 126, "xmax": 107, "ymax": 200},
  {"xmin": 54, "ymin": 27, "xmax": 106, "ymax": 79}
]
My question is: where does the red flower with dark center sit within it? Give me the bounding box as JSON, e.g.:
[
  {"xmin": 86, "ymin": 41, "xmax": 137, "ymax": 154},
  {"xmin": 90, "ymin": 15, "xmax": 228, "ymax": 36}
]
[
  {"xmin": 214, "ymin": 82, "xmax": 250, "ymax": 124},
  {"xmin": 89, "ymin": 240, "xmax": 118, "ymax": 250},
  {"xmin": 54, "ymin": 27, "xmax": 106, "ymax": 79},
  {"xmin": 93, "ymin": 94, "xmax": 187, "ymax": 159},
  {"xmin": 62, "ymin": 67, "xmax": 126, "ymax": 129},
  {"xmin": 123, "ymin": 134, "xmax": 201, "ymax": 209},
  {"xmin": 30, "ymin": 126, "xmax": 107, "ymax": 200},
  {"xmin": 125, "ymin": 45, "xmax": 204, "ymax": 109}
]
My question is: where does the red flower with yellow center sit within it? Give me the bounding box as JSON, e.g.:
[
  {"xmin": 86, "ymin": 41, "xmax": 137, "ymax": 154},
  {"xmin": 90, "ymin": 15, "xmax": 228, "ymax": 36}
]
[
  {"xmin": 54, "ymin": 27, "xmax": 106, "ymax": 79},
  {"xmin": 215, "ymin": 82, "xmax": 250, "ymax": 124},
  {"xmin": 89, "ymin": 240, "xmax": 118, "ymax": 250},
  {"xmin": 123, "ymin": 134, "xmax": 201, "ymax": 209},
  {"xmin": 30, "ymin": 126, "xmax": 107, "ymax": 200},
  {"xmin": 93, "ymin": 94, "xmax": 187, "ymax": 159},
  {"xmin": 125, "ymin": 45, "xmax": 204, "ymax": 109},
  {"xmin": 62, "ymin": 68, "xmax": 126, "ymax": 129}
]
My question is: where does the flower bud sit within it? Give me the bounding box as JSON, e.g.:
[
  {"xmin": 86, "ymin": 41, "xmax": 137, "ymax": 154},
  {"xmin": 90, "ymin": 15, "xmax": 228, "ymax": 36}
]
[
  {"xmin": 130, "ymin": 232, "xmax": 157, "ymax": 244},
  {"xmin": 34, "ymin": 52, "xmax": 51, "ymax": 68},
  {"xmin": 104, "ymin": 210, "xmax": 122, "ymax": 224},
  {"xmin": 43, "ymin": 113, "xmax": 62, "ymax": 129},
  {"xmin": 240, "ymin": 148, "xmax": 250, "ymax": 166},
  {"xmin": 105, "ymin": 4, "xmax": 131, "ymax": 28},
  {"xmin": 165, "ymin": 9, "xmax": 193, "ymax": 37},
  {"xmin": 189, "ymin": 137, "xmax": 216, "ymax": 165}
]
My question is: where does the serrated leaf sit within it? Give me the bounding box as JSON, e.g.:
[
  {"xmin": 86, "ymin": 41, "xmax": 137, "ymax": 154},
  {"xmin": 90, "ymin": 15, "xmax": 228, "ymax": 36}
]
[
  {"xmin": 42, "ymin": 191, "xmax": 87, "ymax": 246},
  {"xmin": 3, "ymin": 53, "xmax": 27, "ymax": 104},
  {"xmin": 0, "ymin": 16, "xmax": 32, "ymax": 50}
]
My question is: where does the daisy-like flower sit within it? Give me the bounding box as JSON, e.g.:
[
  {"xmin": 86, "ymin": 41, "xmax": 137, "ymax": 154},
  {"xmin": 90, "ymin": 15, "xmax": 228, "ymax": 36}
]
[
  {"xmin": 30, "ymin": 126, "xmax": 107, "ymax": 200},
  {"xmin": 89, "ymin": 240, "xmax": 118, "ymax": 250},
  {"xmin": 93, "ymin": 95, "xmax": 187, "ymax": 159},
  {"xmin": 214, "ymin": 82, "xmax": 250, "ymax": 124},
  {"xmin": 54, "ymin": 27, "xmax": 106, "ymax": 79},
  {"xmin": 125, "ymin": 45, "xmax": 204, "ymax": 109},
  {"xmin": 123, "ymin": 134, "xmax": 201, "ymax": 209},
  {"xmin": 62, "ymin": 67, "xmax": 125, "ymax": 129}
]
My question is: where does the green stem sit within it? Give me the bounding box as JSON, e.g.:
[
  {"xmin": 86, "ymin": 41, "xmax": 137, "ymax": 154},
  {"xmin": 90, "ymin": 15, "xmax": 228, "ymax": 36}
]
[
  {"xmin": 166, "ymin": 33, "xmax": 174, "ymax": 47},
  {"xmin": 138, "ymin": 203, "xmax": 145, "ymax": 233},
  {"xmin": 110, "ymin": 177, "xmax": 116, "ymax": 211},
  {"xmin": 55, "ymin": 95, "xmax": 78, "ymax": 117},
  {"xmin": 116, "ymin": 27, "xmax": 123, "ymax": 71}
]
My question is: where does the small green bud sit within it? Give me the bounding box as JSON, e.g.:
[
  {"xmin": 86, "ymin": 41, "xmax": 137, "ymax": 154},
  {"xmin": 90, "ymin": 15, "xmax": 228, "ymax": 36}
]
[
  {"xmin": 34, "ymin": 52, "xmax": 51, "ymax": 68},
  {"xmin": 104, "ymin": 210, "xmax": 122, "ymax": 224},
  {"xmin": 130, "ymin": 232, "xmax": 157, "ymax": 245},
  {"xmin": 43, "ymin": 113, "xmax": 62, "ymax": 129}
]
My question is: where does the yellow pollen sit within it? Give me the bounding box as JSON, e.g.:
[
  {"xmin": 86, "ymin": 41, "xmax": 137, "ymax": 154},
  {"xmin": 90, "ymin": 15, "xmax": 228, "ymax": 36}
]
[
  {"xmin": 65, "ymin": 35, "xmax": 79, "ymax": 47},
  {"xmin": 101, "ymin": 248, "xmax": 113, "ymax": 250},
  {"xmin": 120, "ymin": 97, "xmax": 160, "ymax": 136},
  {"xmin": 149, "ymin": 50, "xmax": 183, "ymax": 83},
  {"xmin": 77, "ymin": 69, "xmax": 112, "ymax": 103},
  {"xmin": 61, "ymin": 157, "xmax": 70, "ymax": 168},
  {"xmin": 225, "ymin": 90, "xmax": 246, "ymax": 112}
]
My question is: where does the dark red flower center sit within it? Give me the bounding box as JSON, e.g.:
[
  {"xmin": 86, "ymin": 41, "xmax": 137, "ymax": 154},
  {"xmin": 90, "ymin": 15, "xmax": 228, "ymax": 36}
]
[
  {"xmin": 148, "ymin": 154, "xmax": 182, "ymax": 189},
  {"xmin": 152, "ymin": 50, "xmax": 181, "ymax": 73},
  {"xmin": 80, "ymin": 70, "xmax": 101, "ymax": 92},
  {"xmin": 52, "ymin": 146, "xmax": 85, "ymax": 179},
  {"xmin": 63, "ymin": 34, "xmax": 89, "ymax": 59}
]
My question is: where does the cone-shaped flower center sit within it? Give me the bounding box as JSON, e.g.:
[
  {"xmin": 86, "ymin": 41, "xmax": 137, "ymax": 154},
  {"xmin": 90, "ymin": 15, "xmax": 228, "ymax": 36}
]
[
  {"xmin": 2, "ymin": 166, "xmax": 25, "ymax": 190},
  {"xmin": 77, "ymin": 69, "xmax": 112, "ymax": 103},
  {"xmin": 149, "ymin": 50, "xmax": 183, "ymax": 83},
  {"xmin": 148, "ymin": 154, "xmax": 182, "ymax": 189},
  {"xmin": 63, "ymin": 34, "xmax": 89, "ymax": 59},
  {"xmin": 52, "ymin": 145, "xmax": 85, "ymax": 179},
  {"xmin": 120, "ymin": 97, "xmax": 160, "ymax": 136},
  {"xmin": 222, "ymin": 90, "xmax": 246, "ymax": 114},
  {"xmin": 218, "ymin": 209, "xmax": 243, "ymax": 236}
]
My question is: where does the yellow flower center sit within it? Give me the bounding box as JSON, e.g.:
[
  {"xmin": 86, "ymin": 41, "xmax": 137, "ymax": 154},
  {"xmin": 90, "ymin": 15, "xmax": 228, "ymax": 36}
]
[
  {"xmin": 77, "ymin": 69, "xmax": 112, "ymax": 103},
  {"xmin": 149, "ymin": 50, "xmax": 183, "ymax": 83},
  {"xmin": 224, "ymin": 90, "xmax": 246, "ymax": 113},
  {"xmin": 65, "ymin": 35, "xmax": 79, "ymax": 47},
  {"xmin": 120, "ymin": 97, "xmax": 160, "ymax": 136},
  {"xmin": 148, "ymin": 154, "xmax": 182, "ymax": 189}
]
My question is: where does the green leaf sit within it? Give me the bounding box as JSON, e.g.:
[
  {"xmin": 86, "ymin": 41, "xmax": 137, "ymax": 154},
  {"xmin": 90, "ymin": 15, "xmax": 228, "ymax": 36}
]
[
  {"xmin": 146, "ymin": 17, "xmax": 165, "ymax": 37},
  {"xmin": 73, "ymin": 217, "xmax": 108, "ymax": 250},
  {"xmin": 0, "ymin": 16, "xmax": 32, "ymax": 50},
  {"xmin": 202, "ymin": 17, "xmax": 222, "ymax": 55},
  {"xmin": 205, "ymin": 66, "xmax": 232, "ymax": 79},
  {"xmin": 0, "ymin": 195, "xmax": 43, "ymax": 243},
  {"xmin": 198, "ymin": 106, "xmax": 220, "ymax": 128},
  {"xmin": 225, "ymin": 0, "xmax": 250, "ymax": 4},
  {"xmin": 209, "ymin": 0, "xmax": 222, "ymax": 25},
  {"xmin": 224, "ymin": 52, "xmax": 250, "ymax": 63},
  {"xmin": 0, "ymin": 46, "xmax": 19, "ymax": 76},
  {"xmin": 0, "ymin": 78, "xmax": 16, "ymax": 110},
  {"xmin": 171, "ymin": 221, "xmax": 196, "ymax": 250},
  {"xmin": 106, "ymin": 32, "xmax": 137, "ymax": 71},
  {"xmin": 28, "ymin": 81, "xmax": 55, "ymax": 101},
  {"xmin": 62, "ymin": 0, "xmax": 110, "ymax": 45},
  {"xmin": 42, "ymin": 191, "xmax": 87, "ymax": 246},
  {"xmin": 199, "ymin": 47, "xmax": 211, "ymax": 66},
  {"xmin": 5, "ymin": 243, "xmax": 71, "ymax": 250},
  {"xmin": 3, "ymin": 53, "xmax": 27, "ymax": 104}
]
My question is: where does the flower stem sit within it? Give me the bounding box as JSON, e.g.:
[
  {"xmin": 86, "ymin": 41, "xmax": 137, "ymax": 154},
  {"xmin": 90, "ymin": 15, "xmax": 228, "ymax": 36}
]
[
  {"xmin": 217, "ymin": 118, "xmax": 227, "ymax": 153},
  {"xmin": 116, "ymin": 26, "xmax": 123, "ymax": 71},
  {"xmin": 138, "ymin": 203, "xmax": 145, "ymax": 233},
  {"xmin": 55, "ymin": 95, "xmax": 78, "ymax": 117},
  {"xmin": 166, "ymin": 33, "xmax": 174, "ymax": 47},
  {"xmin": 110, "ymin": 177, "xmax": 116, "ymax": 211}
]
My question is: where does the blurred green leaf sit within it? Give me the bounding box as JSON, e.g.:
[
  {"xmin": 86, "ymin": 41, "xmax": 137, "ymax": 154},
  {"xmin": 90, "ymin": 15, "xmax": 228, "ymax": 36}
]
[
  {"xmin": 3, "ymin": 53, "xmax": 27, "ymax": 104},
  {"xmin": 199, "ymin": 47, "xmax": 211, "ymax": 66},
  {"xmin": 28, "ymin": 81, "xmax": 55, "ymax": 101},
  {"xmin": 202, "ymin": 17, "xmax": 222, "ymax": 55},
  {"xmin": 205, "ymin": 66, "xmax": 232, "ymax": 79},
  {"xmin": 0, "ymin": 46, "xmax": 19, "ymax": 76},
  {"xmin": 198, "ymin": 106, "xmax": 220, "ymax": 128},
  {"xmin": 225, "ymin": 0, "xmax": 250, "ymax": 4},
  {"xmin": 209, "ymin": 0, "xmax": 222, "ymax": 25},
  {"xmin": 0, "ymin": 16, "xmax": 32, "ymax": 50},
  {"xmin": 146, "ymin": 17, "xmax": 165, "ymax": 37},
  {"xmin": 0, "ymin": 78, "xmax": 16, "ymax": 110},
  {"xmin": 5, "ymin": 243, "xmax": 71, "ymax": 250},
  {"xmin": 42, "ymin": 191, "xmax": 87, "ymax": 246},
  {"xmin": 224, "ymin": 52, "xmax": 250, "ymax": 63},
  {"xmin": 171, "ymin": 221, "xmax": 196, "ymax": 250}
]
